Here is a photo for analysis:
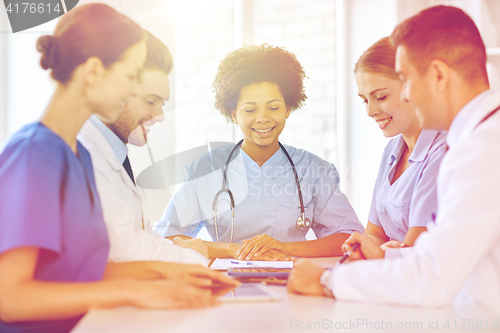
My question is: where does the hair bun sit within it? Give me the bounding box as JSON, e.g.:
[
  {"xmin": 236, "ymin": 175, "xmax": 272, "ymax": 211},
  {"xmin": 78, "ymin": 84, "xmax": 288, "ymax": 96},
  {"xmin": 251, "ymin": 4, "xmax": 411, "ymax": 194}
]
[{"xmin": 37, "ymin": 35, "xmax": 58, "ymax": 70}]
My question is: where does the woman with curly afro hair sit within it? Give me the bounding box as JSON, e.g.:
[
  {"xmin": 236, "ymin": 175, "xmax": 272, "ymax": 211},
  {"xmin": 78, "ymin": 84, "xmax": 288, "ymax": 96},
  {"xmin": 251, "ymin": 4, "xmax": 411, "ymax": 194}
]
[{"xmin": 156, "ymin": 44, "xmax": 364, "ymax": 260}]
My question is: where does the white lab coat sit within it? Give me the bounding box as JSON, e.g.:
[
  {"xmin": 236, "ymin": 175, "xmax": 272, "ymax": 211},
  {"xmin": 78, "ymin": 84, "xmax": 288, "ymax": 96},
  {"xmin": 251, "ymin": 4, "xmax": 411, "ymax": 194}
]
[
  {"xmin": 330, "ymin": 90, "xmax": 500, "ymax": 316},
  {"xmin": 78, "ymin": 120, "xmax": 208, "ymax": 266}
]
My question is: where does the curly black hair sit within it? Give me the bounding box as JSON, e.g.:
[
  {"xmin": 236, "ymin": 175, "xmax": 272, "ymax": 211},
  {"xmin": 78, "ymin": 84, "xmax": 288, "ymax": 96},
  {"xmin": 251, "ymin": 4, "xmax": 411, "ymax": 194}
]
[{"xmin": 212, "ymin": 44, "xmax": 307, "ymax": 123}]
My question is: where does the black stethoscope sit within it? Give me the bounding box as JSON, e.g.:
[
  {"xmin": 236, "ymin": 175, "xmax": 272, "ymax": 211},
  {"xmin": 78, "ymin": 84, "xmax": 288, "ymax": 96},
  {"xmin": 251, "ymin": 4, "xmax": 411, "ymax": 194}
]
[{"xmin": 212, "ymin": 139, "xmax": 311, "ymax": 243}]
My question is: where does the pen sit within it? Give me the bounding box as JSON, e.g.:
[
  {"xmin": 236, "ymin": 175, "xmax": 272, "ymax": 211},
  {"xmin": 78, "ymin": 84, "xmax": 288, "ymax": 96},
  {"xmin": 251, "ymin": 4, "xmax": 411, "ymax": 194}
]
[{"xmin": 337, "ymin": 243, "xmax": 360, "ymax": 265}]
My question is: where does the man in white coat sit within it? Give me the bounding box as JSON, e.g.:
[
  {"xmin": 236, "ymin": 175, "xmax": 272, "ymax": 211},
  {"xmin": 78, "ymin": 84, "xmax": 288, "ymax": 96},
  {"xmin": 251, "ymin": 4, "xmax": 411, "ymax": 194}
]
[
  {"xmin": 288, "ymin": 5, "xmax": 500, "ymax": 316},
  {"xmin": 78, "ymin": 30, "xmax": 208, "ymax": 266}
]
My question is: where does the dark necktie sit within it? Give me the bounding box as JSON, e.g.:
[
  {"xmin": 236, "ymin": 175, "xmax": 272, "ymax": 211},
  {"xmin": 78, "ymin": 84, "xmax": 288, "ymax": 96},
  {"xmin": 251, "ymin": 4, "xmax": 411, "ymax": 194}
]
[{"xmin": 122, "ymin": 155, "xmax": 135, "ymax": 185}]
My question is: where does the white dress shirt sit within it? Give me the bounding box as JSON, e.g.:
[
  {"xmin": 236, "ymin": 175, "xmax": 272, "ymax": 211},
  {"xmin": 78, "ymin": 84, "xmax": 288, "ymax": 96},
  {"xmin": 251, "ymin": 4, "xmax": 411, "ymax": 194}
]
[
  {"xmin": 78, "ymin": 117, "xmax": 208, "ymax": 266},
  {"xmin": 330, "ymin": 90, "xmax": 500, "ymax": 316}
]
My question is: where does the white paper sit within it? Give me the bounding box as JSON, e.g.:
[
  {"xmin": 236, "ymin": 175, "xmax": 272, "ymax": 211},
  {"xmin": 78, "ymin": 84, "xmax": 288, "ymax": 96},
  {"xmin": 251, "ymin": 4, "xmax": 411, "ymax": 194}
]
[{"xmin": 210, "ymin": 258, "xmax": 294, "ymax": 270}]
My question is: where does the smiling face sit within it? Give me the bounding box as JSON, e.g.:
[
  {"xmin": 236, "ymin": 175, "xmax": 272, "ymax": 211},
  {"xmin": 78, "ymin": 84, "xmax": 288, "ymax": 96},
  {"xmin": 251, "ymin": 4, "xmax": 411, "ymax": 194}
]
[
  {"xmin": 395, "ymin": 45, "xmax": 444, "ymax": 130},
  {"xmin": 231, "ymin": 81, "xmax": 290, "ymax": 155},
  {"xmin": 356, "ymin": 71, "xmax": 420, "ymax": 138},
  {"xmin": 91, "ymin": 41, "xmax": 147, "ymax": 122},
  {"xmin": 107, "ymin": 69, "xmax": 169, "ymax": 146}
]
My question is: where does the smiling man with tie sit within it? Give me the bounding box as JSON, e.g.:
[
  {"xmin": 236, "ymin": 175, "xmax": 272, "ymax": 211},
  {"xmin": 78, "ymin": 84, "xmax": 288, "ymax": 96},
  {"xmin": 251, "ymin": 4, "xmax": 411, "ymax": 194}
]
[{"xmin": 78, "ymin": 30, "xmax": 209, "ymax": 266}]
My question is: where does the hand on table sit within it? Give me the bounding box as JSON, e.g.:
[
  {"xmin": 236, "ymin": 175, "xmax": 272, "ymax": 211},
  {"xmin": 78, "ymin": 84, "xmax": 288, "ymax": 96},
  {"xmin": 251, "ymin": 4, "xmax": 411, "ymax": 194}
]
[
  {"xmin": 236, "ymin": 234, "xmax": 292, "ymax": 261},
  {"xmin": 156, "ymin": 262, "xmax": 240, "ymax": 290},
  {"xmin": 156, "ymin": 262, "xmax": 240, "ymax": 297},
  {"xmin": 246, "ymin": 249, "xmax": 293, "ymax": 261},
  {"xmin": 342, "ymin": 232, "xmax": 384, "ymax": 261},
  {"xmin": 287, "ymin": 259, "xmax": 326, "ymax": 296},
  {"xmin": 380, "ymin": 240, "xmax": 406, "ymax": 251},
  {"xmin": 128, "ymin": 280, "xmax": 220, "ymax": 309},
  {"xmin": 174, "ymin": 237, "xmax": 209, "ymax": 258}
]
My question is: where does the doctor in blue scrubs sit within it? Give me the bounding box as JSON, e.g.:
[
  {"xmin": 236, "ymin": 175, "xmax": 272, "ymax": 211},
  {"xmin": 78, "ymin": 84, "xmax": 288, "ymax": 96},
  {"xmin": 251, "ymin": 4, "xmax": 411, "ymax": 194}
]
[
  {"xmin": 155, "ymin": 44, "xmax": 364, "ymax": 259},
  {"xmin": 353, "ymin": 37, "xmax": 447, "ymax": 250},
  {"xmin": 0, "ymin": 5, "xmax": 236, "ymax": 332}
]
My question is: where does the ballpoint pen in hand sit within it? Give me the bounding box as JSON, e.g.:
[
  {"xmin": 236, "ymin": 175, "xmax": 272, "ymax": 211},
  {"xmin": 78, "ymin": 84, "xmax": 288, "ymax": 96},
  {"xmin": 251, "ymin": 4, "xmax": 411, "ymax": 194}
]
[{"xmin": 336, "ymin": 243, "xmax": 360, "ymax": 265}]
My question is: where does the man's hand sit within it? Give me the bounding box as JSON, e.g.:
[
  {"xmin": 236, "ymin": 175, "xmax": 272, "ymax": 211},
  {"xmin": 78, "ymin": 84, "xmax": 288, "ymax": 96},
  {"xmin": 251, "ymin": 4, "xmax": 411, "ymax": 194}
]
[
  {"xmin": 287, "ymin": 259, "xmax": 326, "ymax": 296},
  {"xmin": 342, "ymin": 232, "xmax": 384, "ymax": 261},
  {"xmin": 174, "ymin": 237, "xmax": 209, "ymax": 258}
]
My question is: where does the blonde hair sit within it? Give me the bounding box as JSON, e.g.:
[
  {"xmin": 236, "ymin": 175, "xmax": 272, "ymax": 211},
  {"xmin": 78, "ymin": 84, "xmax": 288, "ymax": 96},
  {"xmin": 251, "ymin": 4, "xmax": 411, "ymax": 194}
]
[{"xmin": 354, "ymin": 37, "xmax": 399, "ymax": 80}]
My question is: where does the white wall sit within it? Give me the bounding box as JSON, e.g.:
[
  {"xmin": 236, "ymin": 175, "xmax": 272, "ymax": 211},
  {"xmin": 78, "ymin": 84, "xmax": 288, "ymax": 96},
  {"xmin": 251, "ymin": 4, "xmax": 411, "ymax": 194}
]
[
  {"xmin": 341, "ymin": 0, "xmax": 500, "ymax": 225},
  {"xmin": 342, "ymin": 0, "xmax": 398, "ymax": 225},
  {"xmin": 0, "ymin": 10, "xmax": 56, "ymax": 147},
  {"xmin": 0, "ymin": 0, "xmax": 402, "ymax": 231}
]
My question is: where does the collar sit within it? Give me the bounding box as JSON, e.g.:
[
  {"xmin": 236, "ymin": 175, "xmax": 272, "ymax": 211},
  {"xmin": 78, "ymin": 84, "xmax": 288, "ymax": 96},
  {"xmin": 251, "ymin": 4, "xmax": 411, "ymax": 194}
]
[
  {"xmin": 388, "ymin": 129, "xmax": 440, "ymax": 166},
  {"xmin": 388, "ymin": 135, "xmax": 406, "ymax": 166},
  {"xmin": 447, "ymin": 90, "xmax": 494, "ymax": 148},
  {"xmin": 89, "ymin": 115, "xmax": 128, "ymax": 164},
  {"xmin": 409, "ymin": 129, "xmax": 440, "ymax": 163}
]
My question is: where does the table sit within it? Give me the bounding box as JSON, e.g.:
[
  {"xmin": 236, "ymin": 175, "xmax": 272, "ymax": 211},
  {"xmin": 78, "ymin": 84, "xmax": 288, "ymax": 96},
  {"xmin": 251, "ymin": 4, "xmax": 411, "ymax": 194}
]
[{"xmin": 72, "ymin": 258, "xmax": 499, "ymax": 332}]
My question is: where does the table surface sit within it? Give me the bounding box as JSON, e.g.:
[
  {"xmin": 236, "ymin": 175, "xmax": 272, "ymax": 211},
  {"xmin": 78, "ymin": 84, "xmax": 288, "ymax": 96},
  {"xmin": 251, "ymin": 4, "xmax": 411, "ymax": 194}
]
[{"xmin": 72, "ymin": 257, "xmax": 499, "ymax": 332}]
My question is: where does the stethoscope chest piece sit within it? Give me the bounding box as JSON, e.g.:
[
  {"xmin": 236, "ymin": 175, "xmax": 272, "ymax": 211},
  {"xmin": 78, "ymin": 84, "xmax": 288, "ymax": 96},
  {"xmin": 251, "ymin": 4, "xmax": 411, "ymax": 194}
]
[{"xmin": 296, "ymin": 213, "xmax": 311, "ymax": 231}]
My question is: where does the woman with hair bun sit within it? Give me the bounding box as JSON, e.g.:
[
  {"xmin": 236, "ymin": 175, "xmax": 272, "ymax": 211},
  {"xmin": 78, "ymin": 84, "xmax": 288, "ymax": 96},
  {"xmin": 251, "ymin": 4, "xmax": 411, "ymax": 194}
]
[
  {"xmin": 349, "ymin": 37, "xmax": 447, "ymax": 256},
  {"xmin": 156, "ymin": 44, "xmax": 364, "ymax": 260},
  {"xmin": 0, "ymin": 4, "xmax": 236, "ymax": 333}
]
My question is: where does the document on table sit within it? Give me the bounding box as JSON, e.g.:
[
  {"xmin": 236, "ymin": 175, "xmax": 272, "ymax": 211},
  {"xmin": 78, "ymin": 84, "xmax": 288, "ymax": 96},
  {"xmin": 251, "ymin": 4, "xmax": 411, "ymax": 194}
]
[{"xmin": 210, "ymin": 258, "xmax": 294, "ymax": 270}]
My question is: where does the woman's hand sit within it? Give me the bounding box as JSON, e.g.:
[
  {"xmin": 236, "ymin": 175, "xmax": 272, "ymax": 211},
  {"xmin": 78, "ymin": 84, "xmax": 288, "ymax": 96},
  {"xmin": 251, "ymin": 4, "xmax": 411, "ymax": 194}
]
[
  {"xmin": 104, "ymin": 261, "xmax": 240, "ymax": 289},
  {"xmin": 380, "ymin": 240, "xmax": 406, "ymax": 250},
  {"xmin": 342, "ymin": 232, "xmax": 385, "ymax": 261},
  {"xmin": 152, "ymin": 264, "xmax": 238, "ymax": 297},
  {"xmin": 154, "ymin": 262, "xmax": 241, "ymax": 289},
  {"xmin": 0, "ymin": 247, "xmax": 227, "ymax": 322},
  {"xmin": 250, "ymin": 249, "xmax": 292, "ymax": 261},
  {"xmin": 173, "ymin": 237, "xmax": 209, "ymax": 258},
  {"xmin": 287, "ymin": 259, "xmax": 326, "ymax": 296},
  {"xmin": 236, "ymin": 234, "xmax": 291, "ymax": 260},
  {"xmin": 126, "ymin": 280, "xmax": 220, "ymax": 309}
]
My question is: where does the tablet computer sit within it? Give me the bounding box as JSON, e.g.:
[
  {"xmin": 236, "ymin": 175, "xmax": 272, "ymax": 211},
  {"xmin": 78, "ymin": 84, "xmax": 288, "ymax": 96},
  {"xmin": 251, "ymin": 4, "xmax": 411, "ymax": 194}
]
[
  {"xmin": 220, "ymin": 284, "xmax": 281, "ymax": 302},
  {"xmin": 227, "ymin": 267, "xmax": 291, "ymax": 279}
]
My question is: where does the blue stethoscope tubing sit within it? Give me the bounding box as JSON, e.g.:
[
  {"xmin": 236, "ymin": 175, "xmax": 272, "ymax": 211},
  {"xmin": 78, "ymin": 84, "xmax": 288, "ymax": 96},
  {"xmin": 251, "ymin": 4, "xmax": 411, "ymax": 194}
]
[{"xmin": 212, "ymin": 139, "xmax": 311, "ymax": 243}]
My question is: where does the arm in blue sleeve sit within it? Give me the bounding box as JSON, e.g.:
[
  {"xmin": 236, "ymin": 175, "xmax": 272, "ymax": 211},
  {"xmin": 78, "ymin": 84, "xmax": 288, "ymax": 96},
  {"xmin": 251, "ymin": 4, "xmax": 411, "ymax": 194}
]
[{"xmin": 153, "ymin": 166, "xmax": 205, "ymax": 238}]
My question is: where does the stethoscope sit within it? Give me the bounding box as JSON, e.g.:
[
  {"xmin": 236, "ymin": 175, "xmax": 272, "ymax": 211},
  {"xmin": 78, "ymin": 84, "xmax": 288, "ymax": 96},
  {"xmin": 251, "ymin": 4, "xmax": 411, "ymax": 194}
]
[{"xmin": 212, "ymin": 139, "xmax": 311, "ymax": 243}]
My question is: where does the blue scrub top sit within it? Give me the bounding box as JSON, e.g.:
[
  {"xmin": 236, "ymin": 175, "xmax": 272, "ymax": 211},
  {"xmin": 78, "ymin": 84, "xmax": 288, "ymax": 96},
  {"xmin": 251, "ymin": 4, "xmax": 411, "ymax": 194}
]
[
  {"xmin": 0, "ymin": 123, "xmax": 109, "ymax": 333},
  {"xmin": 155, "ymin": 144, "xmax": 364, "ymax": 243},
  {"xmin": 368, "ymin": 129, "xmax": 447, "ymax": 241}
]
